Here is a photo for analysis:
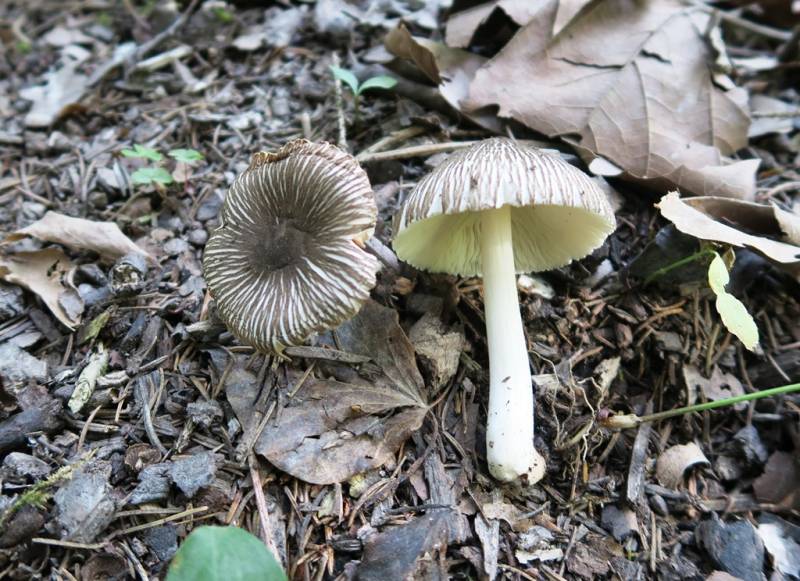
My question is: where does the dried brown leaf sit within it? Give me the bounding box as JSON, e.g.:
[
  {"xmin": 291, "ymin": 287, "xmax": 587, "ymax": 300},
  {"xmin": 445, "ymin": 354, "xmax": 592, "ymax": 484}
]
[
  {"xmin": 257, "ymin": 301, "xmax": 428, "ymax": 484},
  {"xmin": 683, "ymin": 365, "xmax": 746, "ymax": 410},
  {"xmin": 446, "ymin": 0, "xmax": 591, "ymax": 48},
  {"xmin": 0, "ymin": 248, "xmax": 82, "ymax": 329},
  {"xmin": 469, "ymin": 0, "xmax": 756, "ymax": 199},
  {"xmin": 6, "ymin": 211, "xmax": 151, "ymax": 262},
  {"xmin": 385, "ymin": 25, "xmax": 502, "ymax": 132},
  {"xmin": 657, "ymin": 192, "xmax": 800, "ymax": 276},
  {"xmin": 20, "ymin": 61, "xmax": 89, "ymax": 128},
  {"xmin": 256, "ymin": 380, "xmax": 426, "ymax": 484},
  {"xmin": 656, "ymin": 442, "xmax": 709, "ymax": 489},
  {"xmin": 333, "ymin": 300, "xmax": 426, "ymax": 405},
  {"xmin": 357, "ymin": 512, "xmax": 450, "ymax": 581},
  {"xmin": 748, "ymin": 95, "xmax": 796, "ymax": 138},
  {"xmin": 753, "ymin": 452, "xmax": 800, "ymax": 510}
]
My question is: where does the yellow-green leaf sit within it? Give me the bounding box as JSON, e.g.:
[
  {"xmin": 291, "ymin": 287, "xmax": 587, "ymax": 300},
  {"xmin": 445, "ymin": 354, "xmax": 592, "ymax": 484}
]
[{"xmin": 708, "ymin": 253, "xmax": 759, "ymax": 352}]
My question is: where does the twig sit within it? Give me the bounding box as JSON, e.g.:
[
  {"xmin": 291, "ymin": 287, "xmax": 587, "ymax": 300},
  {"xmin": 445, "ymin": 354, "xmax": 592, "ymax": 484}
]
[
  {"xmin": 356, "ymin": 141, "xmax": 478, "ymax": 163},
  {"xmin": 356, "ymin": 138, "xmax": 554, "ymax": 163},
  {"xmin": 686, "ymin": 0, "xmax": 792, "ymax": 41},
  {"xmin": 107, "ymin": 506, "xmax": 209, "ymax": 538},
  {"xmin": 331, "ymin": 53, "xmax": 348, "ymax": 151},
  {"xmin": 125, "ymin": 0, "xmax": 201, "ymax": 74},
  {"xmin": 359, "ymin": 126, "xmax": 429, "ymax": 156},
  {"xmin": 248, "ymin": 455, "xmax": 282, "ymax": 565},
  {"xmin": 134, "ymin": 376, "xmax": 168, "ymax": 455},
  {"xmin": 365, "ymin": 237, "xmax": 401, "ymax": 271}
]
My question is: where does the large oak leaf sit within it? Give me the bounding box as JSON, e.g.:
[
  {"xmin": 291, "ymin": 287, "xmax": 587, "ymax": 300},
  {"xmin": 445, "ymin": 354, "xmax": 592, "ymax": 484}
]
[{"xmin": 469, "ymin": 0, "xmax": 757, "ymax": 199}]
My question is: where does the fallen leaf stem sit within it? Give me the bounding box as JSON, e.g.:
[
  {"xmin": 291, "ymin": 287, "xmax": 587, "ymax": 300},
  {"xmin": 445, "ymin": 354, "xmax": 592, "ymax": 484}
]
[
  {"xmin": 604, "ymin": 382, "xmax": 800, "ymax": 429},
  {"xmin": 643, "ymin": 248, "xmax": 717, "ymax": 286}
]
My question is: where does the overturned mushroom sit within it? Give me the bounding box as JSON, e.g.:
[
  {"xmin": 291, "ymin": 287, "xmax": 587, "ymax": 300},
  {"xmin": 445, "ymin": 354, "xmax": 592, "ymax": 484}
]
[
  {"xmin": 203, "ymin": 139, "xmax": 379, "ymax": 353},
  {"xmin": 393, "ymin": 138, "xmax": 615, "ymax": 484}
]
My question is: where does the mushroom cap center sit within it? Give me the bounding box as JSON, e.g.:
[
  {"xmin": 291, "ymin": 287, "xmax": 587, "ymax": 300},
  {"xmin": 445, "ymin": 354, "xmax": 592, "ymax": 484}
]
[{"xmin": 249, "ymin": 218, "xmax": 312, "ymax": 272}]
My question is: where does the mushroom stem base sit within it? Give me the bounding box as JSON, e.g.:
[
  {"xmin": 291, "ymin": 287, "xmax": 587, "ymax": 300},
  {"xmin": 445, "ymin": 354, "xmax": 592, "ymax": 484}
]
[{"xmin": 480, "ymin": 205, "xmax": 545, "ymax": 484}]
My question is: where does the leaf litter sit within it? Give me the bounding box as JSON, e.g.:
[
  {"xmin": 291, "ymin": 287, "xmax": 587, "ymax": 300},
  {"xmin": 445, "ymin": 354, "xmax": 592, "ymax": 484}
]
[{"xmin": 0, "ymin": 0, "xmax": 799, "ymax": 579}]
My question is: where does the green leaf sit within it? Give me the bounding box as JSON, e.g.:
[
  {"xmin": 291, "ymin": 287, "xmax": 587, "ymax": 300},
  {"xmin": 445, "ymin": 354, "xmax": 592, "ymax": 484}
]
[
  {"xmin": 708, "ymin": 253, "xmax": 759, "ymax": 352},
  {"xmin": 168, "ymin": 148, "xmax": 204, "ymax": 164},
  {"xmin": 357, "ymin": 75, "xmax": 397, "ymax": 95},
  {"xmin": 131, "ymin": 167, "xmax": 174, "ymax": 186},
  {"xmin": 329, "ymin": 65, "xmax": 360, "ymax": 95},
  {"xmin": 121, "ymin": 144, "xmax": 163, "ymax": 162},
  {"xmin": 166, "ymin": 526, "xmax": 287, "ymax": 581}
]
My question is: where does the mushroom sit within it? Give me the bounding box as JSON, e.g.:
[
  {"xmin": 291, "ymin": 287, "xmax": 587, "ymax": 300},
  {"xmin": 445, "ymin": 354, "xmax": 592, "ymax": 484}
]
[
  {"xmin": 392, "ymin": 138, "xmax": 615, "ymax": 483},
  {"xmin": 203, "ymin": 139, "xmax": 379, "ymax": 354}
]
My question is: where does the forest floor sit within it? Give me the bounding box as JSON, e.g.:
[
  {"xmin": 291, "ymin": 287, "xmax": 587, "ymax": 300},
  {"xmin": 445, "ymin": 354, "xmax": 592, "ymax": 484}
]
[{"xmin": 0, "ymin": 1, "xmax": 799, "ymax": 580}]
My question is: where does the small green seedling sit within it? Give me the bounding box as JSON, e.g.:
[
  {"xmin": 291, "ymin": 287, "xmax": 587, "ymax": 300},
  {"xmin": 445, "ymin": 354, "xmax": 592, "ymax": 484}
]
[
  {"xmin": 121, "ymin": 145, "xmax": 204, "ymax": 189},
  {"xmin": 329, "ymin": 65, "xmax": 397, "ymax": 124},
  {"xmin": 167, "ymin": 526, "xmax": 287, "ymax": 581},
  {"xmin": 122, "ymin": 144, "xmax": 164, "ymax": 162}
]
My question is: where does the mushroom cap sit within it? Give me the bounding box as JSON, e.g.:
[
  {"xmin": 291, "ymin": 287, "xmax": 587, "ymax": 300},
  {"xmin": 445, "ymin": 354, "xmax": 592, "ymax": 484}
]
[
  {"xmin": 393, "ymin": 138, "xmax": 616, "ymax": 276},
  {"xmin": 203, "ymin": 139, "xmax": 379, "ymax": 353}
]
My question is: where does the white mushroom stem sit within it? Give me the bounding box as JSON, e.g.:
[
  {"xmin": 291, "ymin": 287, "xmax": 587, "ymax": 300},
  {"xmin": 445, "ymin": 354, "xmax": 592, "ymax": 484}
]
[{"xmin": 480, "ymin": 205, "xmax": 545, "ymax": 484}]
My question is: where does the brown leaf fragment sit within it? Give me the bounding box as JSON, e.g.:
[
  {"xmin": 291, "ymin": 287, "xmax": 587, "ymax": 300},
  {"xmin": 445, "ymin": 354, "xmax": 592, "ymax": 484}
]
[
  {"xmin": 0, "ymin": 248, "xmax": 82, "ymax": 329},
  {"xmin": 706, "ymin": 572, "xmax": 744, "ymax": 581},
  {"xmin": 447, "ymin": 0, "xmax": 592, "ymax": 48},
  {"xmin": 656, "ymin": 442, "xmax": 710, "ymax": 489},
  {"xmin": 565, "ymin": 533, "xmax": 622, "ymax": 579},
  {"xmin": 20, "ymin": 61, "xmax": 89, "ymax": 128},
  {"xmin": 748, "ymin": 95, "xmax": 797, "ymax": 138},
  {"xmin": 469, "ymin": 0, "xmax": 756, "ymax": 199},
  {"xmin": 753, "ymin": 452, "xmax": 800, "ymax": 510},
  {"xmin": 446, "ymin": 1, "xmax": 547, "ymax": 48},
  {"xmin": 474, "ymin": 514, "xmax": 499, "ymax": 579},
  {"xmin": 256, "ymin": 379, "xmax": 426, "ymax": 484},
  {"xmin": 409, "ymin": 312, "xmax": 464, "ymax": 390},
  {"xmin": 333, "ymin": 300, "xmax": 426, "ymax": 405},
  {"xmin": 357, "ymin": 512, "xmax": 450, "ymax": 581},
  {"xmin": 683, "ymin": 365, "xmax": 746, "ymax": 410},
  {"xmin": 7, "ymin": 211, "xmax": 151, "ymax": 262},
  {"xmin": 385, "ymin": 24, "xmax": 501, "ymax": 131},
  {"xmin": 657, "ymin": 192, "xmax": 800, "ymax": 276}
]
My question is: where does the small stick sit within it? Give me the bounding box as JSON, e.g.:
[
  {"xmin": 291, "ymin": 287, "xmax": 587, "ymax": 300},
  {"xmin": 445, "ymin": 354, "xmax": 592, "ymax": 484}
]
[
  {"xmin": 331, "ymin": 53, "xmax": 348, "ymax": 151},
  {"xmin": 356, "ymin": 141, "xmax": 478, "ymax": 163},
  {"xmin": 687, "ymin": 0, "xmax": 792, "ymax": 41},
  {"xmin": 356, "ymin": 138, "xmax": 554, "ymax": 163},
  {"xmin": 248, "ymin": 454, "xmax": 282, "ymax": 565},
  {"xmin": 125, "ymin": 0, "xmax": 201, "ymax": 74}
]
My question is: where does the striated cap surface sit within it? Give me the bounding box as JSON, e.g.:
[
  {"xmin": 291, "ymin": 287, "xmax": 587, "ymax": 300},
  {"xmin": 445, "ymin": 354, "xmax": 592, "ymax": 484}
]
[
  {"xmin": 203, "ymin": 139, "xmax": 379, "ymax": 353},
  {"xmin": 393, "ymin": 138, "xmax": 616, "ymax": 275}
]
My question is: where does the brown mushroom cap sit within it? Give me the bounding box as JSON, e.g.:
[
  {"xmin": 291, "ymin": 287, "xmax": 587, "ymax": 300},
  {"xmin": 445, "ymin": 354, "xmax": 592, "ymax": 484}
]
[
  {"xmin": 203, "ymin": 139, "xmax": 379, "ymax": 353},
  {"xmin": 393, "ymin": 138, "xmax": 616, "ymax": 275}
]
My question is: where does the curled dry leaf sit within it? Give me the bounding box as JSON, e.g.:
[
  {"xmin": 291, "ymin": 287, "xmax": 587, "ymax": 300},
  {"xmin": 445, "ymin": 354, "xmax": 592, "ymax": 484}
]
[
  {"xmin": 468, "ymin": 0, "xmax": 757, "ymax": 199},
  {"xmin": 683, "ymin": 365, "xmax": 746, "ymax": 411},
  {"xmin": 446, "ymin": 0, "xmax": 591, "ymax": 48},
  {"xmin": 0, "ymin": 248, "xmax": 83, "ymax": 329},
  {"xmin": 657, "ymin": 192, "xmax": 800, "ymax": 278},
  {"xmin": 256, "ymin": 301, "xmax": 428, "ymax": 484},
  {"xmin": 748, "ymin": 95, "xmax": 797, "ymax": 138},
  {"xmin": 656, "ymin": 442, "xmax": 710, "ymax": 489},
  {"xmin": 384, "ymin": 24, "xmax": 501, "ymax": 132},
  {"xmin": 6, "ymin": 211, "xmax": 151, "ymax": 262},
  {"xmin": 357, "ymin": 512, "xmax": 450, "ymax": 581},
  {"xmin": 20, "ymin": 61, "xmax": 89, "ymax": 128},
  {"xmin": 753, "ymin": 452, "xmax": 800, "ymax": 510},
  {"xmin": 446, "ymin": 1, "xmax": 548, "ymax": 48}
]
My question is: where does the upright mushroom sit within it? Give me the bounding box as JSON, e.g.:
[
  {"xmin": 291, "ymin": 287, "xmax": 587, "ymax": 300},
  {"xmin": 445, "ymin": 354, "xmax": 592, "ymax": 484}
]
[
  {"xmin": 203, "ymin": 139, "xmax": 379, "ymax": 353},
  {"xmin": 393, "ymin": 138, "xmax": 615, "ymax": 483}
]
